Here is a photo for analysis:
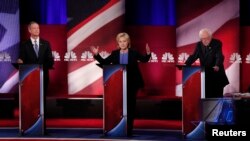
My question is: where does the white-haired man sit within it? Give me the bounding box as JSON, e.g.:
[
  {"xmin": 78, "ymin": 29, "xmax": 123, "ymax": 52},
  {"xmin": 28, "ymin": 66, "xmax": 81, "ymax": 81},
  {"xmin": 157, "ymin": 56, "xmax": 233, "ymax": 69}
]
[{"xmin": 185, "ymin": 28, "xmax": 229, "ymax": 98}]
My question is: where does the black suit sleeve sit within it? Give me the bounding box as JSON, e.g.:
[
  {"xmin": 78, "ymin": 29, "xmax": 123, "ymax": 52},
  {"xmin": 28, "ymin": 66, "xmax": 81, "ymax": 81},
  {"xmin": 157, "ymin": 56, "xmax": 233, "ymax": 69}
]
[
  {"xmin": 185, "ymin": 43, "xmax": 199, "ymax": 66},
  {"xmin": 214, "ymin": 41, "xmax": 223, "ymax": 67},
  {"xmin": 94, "ymin": 50, "xmax": 116, "ymax": 65},
  {"xmin": 136, "ymin": 51, "xmax": 151, "ymax": 62},
  {"xmin": 43, "ymin": 41, "xmax": 54, "ymax": 69}
]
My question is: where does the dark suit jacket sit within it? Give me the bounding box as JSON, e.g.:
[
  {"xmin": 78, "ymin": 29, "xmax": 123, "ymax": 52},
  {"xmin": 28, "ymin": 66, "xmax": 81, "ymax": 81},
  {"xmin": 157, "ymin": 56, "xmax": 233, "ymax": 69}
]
[
  {"xmin": 185, "ymin": 38, "xmax": 229, "ymax": 88},
  {"xmin": 19, "ymin": 38, "xmax": 54, "ymax": 94},
  {"xmin": 94, "ymin": 48, "xmax": 151, "ymax": 89},
  {"xmin": 19, "ymin": 38, "xmax": 54, "ymax": 70}
]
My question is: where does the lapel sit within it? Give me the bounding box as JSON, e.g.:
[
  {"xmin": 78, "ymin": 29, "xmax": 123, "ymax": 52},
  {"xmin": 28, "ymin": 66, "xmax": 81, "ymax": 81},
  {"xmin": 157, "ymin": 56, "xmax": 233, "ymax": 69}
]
[
  {"xmin": 128, "ymin": 49, "xmax": 132, "ymax": 64},
  {"xmin": 204, "ymin": 41, "xmax": 214, "ymax": 60},
  {"xmin": 204, "ymin": 47, "xmax": 209, "ymax": 59},
  {"xmin": 28, "ymin": 39, "xmax": 38, "ymax": 58},
  {"xmin": 112, "ymin": 50, "xmax": 120, "ymax": 64},
  {"xmin": 38, "ymin": 39, "xmax": 46, "ymax": 59},
  {"xmin": 120, "ymin": 49, "xmax": 132, "ymax": 64},
  {"xmin": 198, "ymin": 44, "xmax": 207, "ymax": 63},
  {"xmin": 200, "ymin": 43, "xmax": 212, "ymax": 62},
  {"xmin": 38, "ymin": 40, "xmax": 43, "ymax": 58},
  {"xmin": 28, "ymin": 39, "xmax": 45, "ymax": 59}
]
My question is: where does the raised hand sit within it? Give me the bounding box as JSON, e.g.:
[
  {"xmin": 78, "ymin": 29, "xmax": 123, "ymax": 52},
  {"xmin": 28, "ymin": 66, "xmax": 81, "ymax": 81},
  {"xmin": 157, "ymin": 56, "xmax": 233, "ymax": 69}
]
[
  {"xmin": 146, "ymin": 43, "xmax": 151, "ymax": 55},
  {"xmin": 90, "ymin": 46, "xmax": 99, "ymax": 55}
]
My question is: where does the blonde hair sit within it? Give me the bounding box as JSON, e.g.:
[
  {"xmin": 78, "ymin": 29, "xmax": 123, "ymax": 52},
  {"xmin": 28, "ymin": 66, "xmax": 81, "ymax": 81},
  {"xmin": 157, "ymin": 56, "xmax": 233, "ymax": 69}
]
[{"xmin": 116, "ymin": 32, "xmax": 131, "ymax": 48}]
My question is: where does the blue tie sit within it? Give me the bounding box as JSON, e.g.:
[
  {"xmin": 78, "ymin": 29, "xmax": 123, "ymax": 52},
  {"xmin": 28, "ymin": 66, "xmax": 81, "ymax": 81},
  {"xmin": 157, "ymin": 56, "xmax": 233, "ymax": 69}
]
[{"xmin": 34, "ymin": 40, "xmax": 39, "ymax": 57}]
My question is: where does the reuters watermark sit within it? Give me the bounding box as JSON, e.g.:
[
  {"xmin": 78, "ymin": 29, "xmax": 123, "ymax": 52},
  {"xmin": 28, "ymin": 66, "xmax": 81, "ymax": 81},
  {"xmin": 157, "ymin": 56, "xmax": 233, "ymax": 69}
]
[
  {"xmin": 212, "ymin": 129, "xmax": 246, "ymax": 137},
  {"xmin": 206, "ymin": 125, "xmax": 250, "ymax": 140}
]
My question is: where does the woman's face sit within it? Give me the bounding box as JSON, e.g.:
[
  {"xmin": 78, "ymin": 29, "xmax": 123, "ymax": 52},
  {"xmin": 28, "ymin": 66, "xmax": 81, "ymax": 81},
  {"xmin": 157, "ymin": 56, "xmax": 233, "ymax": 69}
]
[{"xmin": 118, "ymin": 36, "xmax": 129, "ymax": 50}]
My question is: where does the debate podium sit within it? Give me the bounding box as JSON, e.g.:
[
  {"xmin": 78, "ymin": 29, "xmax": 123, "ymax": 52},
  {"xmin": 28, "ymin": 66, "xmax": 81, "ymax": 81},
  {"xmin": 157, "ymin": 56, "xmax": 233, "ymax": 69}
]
[
  {"xmin": 177, "ymin": 65, "xmax": 205, "ymax": 139},
  {"xmin": 18, "ymin": 64, "xmax": 44, "ymax": 136},
  {"xmin": 102, "ymin": 65, "xmax": 128, "ymax": 137}
]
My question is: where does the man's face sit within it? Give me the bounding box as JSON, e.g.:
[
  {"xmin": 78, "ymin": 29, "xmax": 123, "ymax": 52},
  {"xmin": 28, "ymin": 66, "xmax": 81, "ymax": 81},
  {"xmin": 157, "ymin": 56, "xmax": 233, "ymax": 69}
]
[
  {"xmin": 200, "ymin": 32, "xmax": 212, "ymax": 46},
  {"xmin": 28, "ymin": 23, "xmax": 40, "ymax": 37}
]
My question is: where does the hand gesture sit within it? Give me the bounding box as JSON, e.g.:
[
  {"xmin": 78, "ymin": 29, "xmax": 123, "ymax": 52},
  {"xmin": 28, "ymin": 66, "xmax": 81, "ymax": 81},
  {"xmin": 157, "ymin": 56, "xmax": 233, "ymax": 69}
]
[
  {"xmin": 146, "ymin": 43, "xmax": 151, "ymax": 55},
  {"xmin": 90, "ymin": 46, "xmax": 99, "ymax": 55}
]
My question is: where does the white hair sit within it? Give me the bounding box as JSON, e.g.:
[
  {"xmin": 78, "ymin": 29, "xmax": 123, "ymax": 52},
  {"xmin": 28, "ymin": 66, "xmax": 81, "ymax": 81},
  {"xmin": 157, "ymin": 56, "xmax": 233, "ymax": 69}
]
[{"xmin": 199, "ymin": 28, "xmax": 212, "ymax": 38}]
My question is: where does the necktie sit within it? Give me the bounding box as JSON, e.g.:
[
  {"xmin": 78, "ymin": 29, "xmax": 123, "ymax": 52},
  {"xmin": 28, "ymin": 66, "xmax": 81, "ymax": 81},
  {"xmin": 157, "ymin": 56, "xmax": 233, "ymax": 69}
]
[
  {"xmin": 203, "ymin": 46, "xmax": 207, "ymax": 54},
  {"xmin": 34, "ymin": 40, "xmax": 39, "ymax": 57}
]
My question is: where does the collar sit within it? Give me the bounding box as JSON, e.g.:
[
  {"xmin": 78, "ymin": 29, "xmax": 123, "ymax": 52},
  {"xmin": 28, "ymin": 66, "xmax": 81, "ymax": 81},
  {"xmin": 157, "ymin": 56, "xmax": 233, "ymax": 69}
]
[{"xmin": 30, "ymin": 37, "xmax": 40, "ymax": 44}]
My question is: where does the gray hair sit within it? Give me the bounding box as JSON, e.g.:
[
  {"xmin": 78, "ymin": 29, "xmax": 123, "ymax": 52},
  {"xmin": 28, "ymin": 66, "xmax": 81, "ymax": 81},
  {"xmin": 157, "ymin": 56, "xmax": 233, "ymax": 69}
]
[
  {"xmin": 28, "ymin": 21, "xmax": 39, "ymax": 29},
  {"xmin": 199, "ymin": 28, "xmax": 212, "ymax": 38}
]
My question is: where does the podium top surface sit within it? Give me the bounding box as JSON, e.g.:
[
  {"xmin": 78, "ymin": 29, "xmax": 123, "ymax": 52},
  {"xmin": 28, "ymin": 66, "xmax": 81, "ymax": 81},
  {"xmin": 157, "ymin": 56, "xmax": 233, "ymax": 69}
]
[
  {"xmin": 11, "ymin": 63, "xmax": 42, "ymax": 70},
  {"xmin": 176, "ymin": 64, "xmax": 201, "ymax": 70}
]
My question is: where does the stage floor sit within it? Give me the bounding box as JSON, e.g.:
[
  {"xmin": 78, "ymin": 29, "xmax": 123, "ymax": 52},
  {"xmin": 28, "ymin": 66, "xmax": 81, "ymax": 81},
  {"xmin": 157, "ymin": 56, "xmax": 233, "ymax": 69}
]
[{"xmin": 0, "ymin": 128, "xmax": 190, "ymax": 141}]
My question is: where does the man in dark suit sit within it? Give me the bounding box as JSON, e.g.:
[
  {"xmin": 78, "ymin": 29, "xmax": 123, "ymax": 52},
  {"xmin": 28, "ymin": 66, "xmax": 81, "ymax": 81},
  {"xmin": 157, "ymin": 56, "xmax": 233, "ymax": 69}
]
[
  {"xmin": 185, "ymin": 28, "xmax": 229, "ymax": 98},
  {"xmin": 17, "ymin": 21, "xmax": 54, "ymax": 133},
  {"xmin": 17, "ymin": 21, "xmax": 54, "ymax": 93},
  {"xmin": 91, "ymin": 32, "xmax": 151, "ymax": 136}
]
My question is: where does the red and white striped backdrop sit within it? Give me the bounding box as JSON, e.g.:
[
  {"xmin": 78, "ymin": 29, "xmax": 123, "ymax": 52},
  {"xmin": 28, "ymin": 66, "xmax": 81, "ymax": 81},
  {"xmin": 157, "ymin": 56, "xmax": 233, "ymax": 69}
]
[{"xmin": 176, "ymin": 0, "xmax": 240, "ymax": 96}]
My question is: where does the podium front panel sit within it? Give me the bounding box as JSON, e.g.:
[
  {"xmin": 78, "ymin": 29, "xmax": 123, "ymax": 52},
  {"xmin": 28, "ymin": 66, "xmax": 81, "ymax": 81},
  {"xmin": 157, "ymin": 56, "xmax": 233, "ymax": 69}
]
[
  {"xmin": 19, "ymin": 64, "xmax": 44, "ymax": 136},
  {"xmin": 181, "ymin": 66, "xmax": 204, "ymax": 138},
  {"xmin": 103, "ymin": 65, "xmax": 127, "ymax": 136}
]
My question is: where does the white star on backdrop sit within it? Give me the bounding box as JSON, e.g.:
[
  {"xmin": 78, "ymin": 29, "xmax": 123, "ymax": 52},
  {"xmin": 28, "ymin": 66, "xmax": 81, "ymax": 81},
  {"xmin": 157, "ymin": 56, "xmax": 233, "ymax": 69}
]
[{"xmin": 0, "ymin": 10, "xmax": 20, "ymax": 52}]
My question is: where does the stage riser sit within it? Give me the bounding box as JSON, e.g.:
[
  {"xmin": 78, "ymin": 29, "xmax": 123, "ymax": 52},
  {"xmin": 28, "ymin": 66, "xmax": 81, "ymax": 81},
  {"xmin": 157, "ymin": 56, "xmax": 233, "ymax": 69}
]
[{"xmin": 0, "ymin": 99, "xmax": 182, "ymax": 120}]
